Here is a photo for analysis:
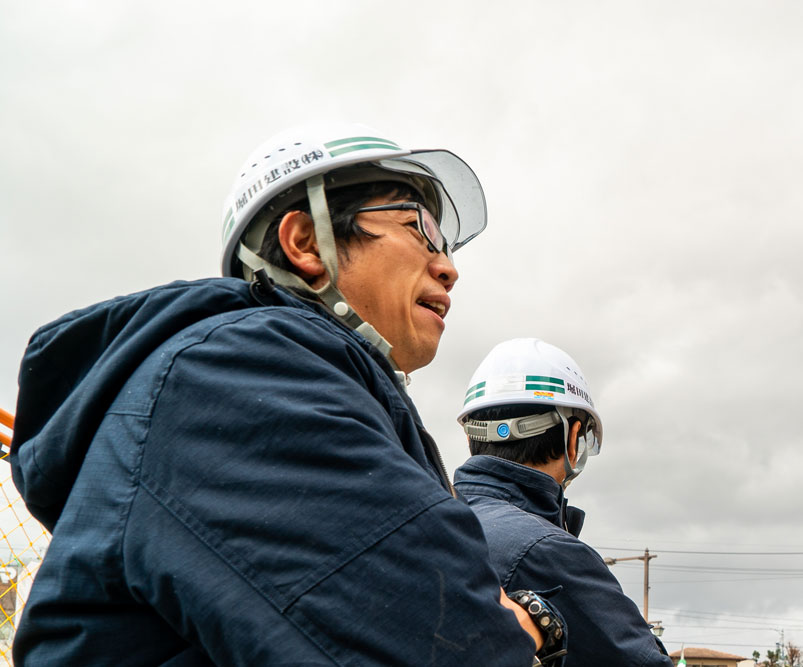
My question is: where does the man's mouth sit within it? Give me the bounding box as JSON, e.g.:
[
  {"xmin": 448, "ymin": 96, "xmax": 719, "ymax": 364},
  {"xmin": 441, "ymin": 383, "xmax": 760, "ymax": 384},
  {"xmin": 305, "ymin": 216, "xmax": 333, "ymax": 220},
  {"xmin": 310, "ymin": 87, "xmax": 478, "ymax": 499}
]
[{"xmin": 416, "ymin": 299, "xmax": 447, "ymax": 318}]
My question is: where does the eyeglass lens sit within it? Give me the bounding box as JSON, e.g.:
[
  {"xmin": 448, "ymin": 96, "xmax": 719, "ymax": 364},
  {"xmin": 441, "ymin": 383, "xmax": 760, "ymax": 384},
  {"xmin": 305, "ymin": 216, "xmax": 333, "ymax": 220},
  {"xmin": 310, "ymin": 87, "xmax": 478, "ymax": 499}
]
[{"xmin": 419, "ymin": 207, "xmax": 445, "ymax": 253}]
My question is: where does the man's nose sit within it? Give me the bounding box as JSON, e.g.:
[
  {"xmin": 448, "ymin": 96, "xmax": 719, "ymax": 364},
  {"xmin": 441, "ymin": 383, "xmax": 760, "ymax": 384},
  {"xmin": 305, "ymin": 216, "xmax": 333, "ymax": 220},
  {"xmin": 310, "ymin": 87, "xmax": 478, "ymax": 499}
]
[{"xmin": 429, "ymin": 252, "xmax": 458, "ymax": 292}]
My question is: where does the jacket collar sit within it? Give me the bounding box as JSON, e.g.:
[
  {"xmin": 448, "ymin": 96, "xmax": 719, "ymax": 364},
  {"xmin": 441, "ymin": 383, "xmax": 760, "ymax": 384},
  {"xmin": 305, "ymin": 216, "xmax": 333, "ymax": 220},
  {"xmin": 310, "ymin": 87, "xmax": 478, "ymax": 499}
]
[{"xmin": 454, "ymin": 455, "xmax": 585, "ymax": 537}]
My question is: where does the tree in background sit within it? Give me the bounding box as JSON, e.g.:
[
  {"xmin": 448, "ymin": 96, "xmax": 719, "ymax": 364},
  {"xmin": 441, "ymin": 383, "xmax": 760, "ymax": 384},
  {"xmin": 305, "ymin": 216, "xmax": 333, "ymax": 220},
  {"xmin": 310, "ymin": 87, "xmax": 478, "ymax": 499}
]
[
  {"xmin": 787, "ymin": 641, "xmax": 801, "ymax": 667},
  {"xmin": 757, "ymin": 648, "xmax": 781, "ymax": 667}
]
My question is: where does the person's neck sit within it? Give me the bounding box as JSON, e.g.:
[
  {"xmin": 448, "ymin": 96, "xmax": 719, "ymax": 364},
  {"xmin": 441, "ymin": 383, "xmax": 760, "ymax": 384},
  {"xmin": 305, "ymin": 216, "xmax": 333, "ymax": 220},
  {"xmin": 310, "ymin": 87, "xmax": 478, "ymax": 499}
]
[{"xmin": 523, "ymin": 459, "xmax": 565, "ymax": 486}]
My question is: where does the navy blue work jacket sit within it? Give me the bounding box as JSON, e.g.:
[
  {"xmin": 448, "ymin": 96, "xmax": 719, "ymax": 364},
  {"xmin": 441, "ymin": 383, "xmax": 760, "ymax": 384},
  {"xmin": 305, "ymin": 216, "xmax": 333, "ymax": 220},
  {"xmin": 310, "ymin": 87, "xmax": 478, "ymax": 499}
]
[
  {"xmin": 454, "ymin": 455, "xmax": 673, "ymax": 667},
  {"xmin": 10, "ymin": 278, "xmax": 535, "ymax": 666}
]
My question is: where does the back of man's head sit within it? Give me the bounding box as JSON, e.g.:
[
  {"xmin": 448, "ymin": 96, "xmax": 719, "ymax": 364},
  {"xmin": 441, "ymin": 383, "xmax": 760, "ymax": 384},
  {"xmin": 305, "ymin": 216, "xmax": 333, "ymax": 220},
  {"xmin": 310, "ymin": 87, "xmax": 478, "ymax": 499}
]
[
  {"xmin": 467, "ymin": 403, "xmax": 567, "ymax": 466},
  {"xmin": 458, "ymin": 338, "xmax": 603, "ymax": 485}
]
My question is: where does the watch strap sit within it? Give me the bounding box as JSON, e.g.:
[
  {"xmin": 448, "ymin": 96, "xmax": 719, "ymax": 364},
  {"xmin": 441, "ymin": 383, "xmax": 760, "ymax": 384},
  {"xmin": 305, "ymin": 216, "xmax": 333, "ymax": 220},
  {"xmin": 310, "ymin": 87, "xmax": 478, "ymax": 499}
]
[{"xmin": 508, "ymin": 590, "xmax": 567, "ymax": 666}]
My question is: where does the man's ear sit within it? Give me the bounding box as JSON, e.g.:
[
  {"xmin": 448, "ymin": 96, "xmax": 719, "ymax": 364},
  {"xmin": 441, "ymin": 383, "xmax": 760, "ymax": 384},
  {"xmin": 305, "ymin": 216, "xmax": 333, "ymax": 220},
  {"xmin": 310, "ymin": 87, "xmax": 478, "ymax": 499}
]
[
  {"xmin": 277, "ymin": 211, "xmax": 326, "ymax": 283},
  {"xmin": 567, "ymin": 420, "xmax": 583, "ymax": 466}
]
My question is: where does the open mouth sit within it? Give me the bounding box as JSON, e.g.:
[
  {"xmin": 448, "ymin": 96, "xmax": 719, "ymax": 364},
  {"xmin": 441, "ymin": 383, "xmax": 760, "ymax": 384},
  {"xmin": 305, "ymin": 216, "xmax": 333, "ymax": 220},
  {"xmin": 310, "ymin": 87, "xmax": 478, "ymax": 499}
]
[{"xmin": 417, "ymin": 299, "xmax": 446, "ymax": 318}]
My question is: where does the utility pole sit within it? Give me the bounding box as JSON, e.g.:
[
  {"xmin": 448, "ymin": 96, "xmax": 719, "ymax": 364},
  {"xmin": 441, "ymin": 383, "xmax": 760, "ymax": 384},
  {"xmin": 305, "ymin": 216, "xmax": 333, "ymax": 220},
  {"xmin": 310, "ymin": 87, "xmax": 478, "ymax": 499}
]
[{"xmin": 604, "ymin": 548, "xmax": 658, "ymax": 620}]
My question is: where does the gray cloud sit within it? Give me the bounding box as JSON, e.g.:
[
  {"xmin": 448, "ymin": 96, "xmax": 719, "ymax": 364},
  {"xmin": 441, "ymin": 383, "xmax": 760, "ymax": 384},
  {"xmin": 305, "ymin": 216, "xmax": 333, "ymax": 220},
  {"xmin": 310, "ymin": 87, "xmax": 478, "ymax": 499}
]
[{"xmin": 2, "ymin": 0, "xmax": 802, "ymax": 657}]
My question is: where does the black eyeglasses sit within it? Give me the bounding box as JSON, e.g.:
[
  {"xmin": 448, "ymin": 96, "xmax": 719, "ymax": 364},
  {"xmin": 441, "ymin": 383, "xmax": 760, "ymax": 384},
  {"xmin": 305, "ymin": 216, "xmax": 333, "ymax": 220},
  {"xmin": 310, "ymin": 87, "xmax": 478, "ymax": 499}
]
[{"xmin": 354, "ymin": 202, "xmax": 449, "ymax": 256}]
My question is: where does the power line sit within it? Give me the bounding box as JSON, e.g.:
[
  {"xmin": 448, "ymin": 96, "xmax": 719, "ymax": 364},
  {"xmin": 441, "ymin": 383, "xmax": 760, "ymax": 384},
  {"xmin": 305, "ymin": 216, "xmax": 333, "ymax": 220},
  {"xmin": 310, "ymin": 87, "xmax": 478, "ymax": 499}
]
[
  {"xmin": 602, "ymin": 549, "xmax": 803, "ymax": 556},
  {"xmin": 611, "ymin": 563, "xmax": 803, "ymax": 579},
  {"xmin": 662, "ymin": 640, "xmax": 787, "ymax": 648},
  {"xmin": 620, "ymin": 575, "xmax": 803, "ymax": 585},
  {"xmin": 619, "ymin": 563, "xmax": 803, "ymax": 573},
  {"xmin": 654, "ymin": 618, "xmax": 803, "ymax": 631},
  {"xmin": 651, "ymin": 607, "xmax": 803, "ymax": 624},
  {"xmin": 665, "ymin": 624, "xmax": 803, "ymax": 631}
]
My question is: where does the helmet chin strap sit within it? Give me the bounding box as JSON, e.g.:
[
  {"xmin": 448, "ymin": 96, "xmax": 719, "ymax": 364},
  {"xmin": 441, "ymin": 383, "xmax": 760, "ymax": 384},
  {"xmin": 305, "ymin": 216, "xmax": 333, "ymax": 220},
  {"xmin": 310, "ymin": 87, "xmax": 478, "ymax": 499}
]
[
  {"xmin": 237, "ymin": 175, "xmax": 399, "ymax": 372},
  {"xmin": 559, "ymin": 408, "xmax": 588, "ymax": 489}
]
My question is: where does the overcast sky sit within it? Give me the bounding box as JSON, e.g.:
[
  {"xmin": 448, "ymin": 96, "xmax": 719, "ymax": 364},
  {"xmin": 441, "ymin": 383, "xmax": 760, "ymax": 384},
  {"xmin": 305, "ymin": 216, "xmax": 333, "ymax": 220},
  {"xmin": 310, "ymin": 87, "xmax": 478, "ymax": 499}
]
[{"xmin": 2, "ymin": 1, "xmax": 802, "ymax": 659}]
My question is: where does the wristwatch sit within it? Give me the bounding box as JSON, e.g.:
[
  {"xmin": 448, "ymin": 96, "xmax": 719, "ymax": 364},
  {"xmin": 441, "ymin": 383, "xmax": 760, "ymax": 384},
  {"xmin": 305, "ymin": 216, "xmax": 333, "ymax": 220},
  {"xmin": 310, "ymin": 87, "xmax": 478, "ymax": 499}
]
[{"xmin": 507, "ymin": 590, "xmax": 568, "ymax": 666}]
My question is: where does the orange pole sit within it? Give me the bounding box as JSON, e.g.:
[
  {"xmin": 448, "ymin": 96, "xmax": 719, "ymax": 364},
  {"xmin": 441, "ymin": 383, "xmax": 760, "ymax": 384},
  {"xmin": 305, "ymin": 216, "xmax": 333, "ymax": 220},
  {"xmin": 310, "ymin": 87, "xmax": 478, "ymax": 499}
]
[
  {"xmin": 0, "ymin": 408, "xmax": 14, "ymax": 447},
  {"xmin": 0, "ymin": 408, "xmax": 13, "ymax": 429}
]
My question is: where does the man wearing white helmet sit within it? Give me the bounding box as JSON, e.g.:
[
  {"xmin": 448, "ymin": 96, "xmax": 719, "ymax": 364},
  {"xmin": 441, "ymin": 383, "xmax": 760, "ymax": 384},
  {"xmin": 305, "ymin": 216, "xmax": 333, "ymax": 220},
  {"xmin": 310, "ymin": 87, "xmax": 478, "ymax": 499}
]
[
  {"xmin": 454, "ymin": 338, "xmax": 673, "ymax": 667},
  {"xmin": 11, "ymin": 123, "xmax": 554, "ymax": 665}
]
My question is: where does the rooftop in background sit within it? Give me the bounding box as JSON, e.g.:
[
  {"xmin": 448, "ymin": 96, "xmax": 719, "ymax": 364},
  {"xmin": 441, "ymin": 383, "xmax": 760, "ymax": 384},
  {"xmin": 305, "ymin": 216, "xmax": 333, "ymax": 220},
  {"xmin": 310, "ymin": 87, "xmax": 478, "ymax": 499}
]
[{"xmin": 669, "ymin": 647, "xmax": 749, "ymax": 667}]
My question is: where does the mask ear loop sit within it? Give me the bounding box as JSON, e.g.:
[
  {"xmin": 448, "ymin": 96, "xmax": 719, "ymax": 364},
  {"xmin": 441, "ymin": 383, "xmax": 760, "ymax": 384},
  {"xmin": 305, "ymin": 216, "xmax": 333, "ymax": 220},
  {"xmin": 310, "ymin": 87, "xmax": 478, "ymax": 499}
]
[{"xmin": 560, "ymin": 408, "xmax": 589, "ymax": 489}]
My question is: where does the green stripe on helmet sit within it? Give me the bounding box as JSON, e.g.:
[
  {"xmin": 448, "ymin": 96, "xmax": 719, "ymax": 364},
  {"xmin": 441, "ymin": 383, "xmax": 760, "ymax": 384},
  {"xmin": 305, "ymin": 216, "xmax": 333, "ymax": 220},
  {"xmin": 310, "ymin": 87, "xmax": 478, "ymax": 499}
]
[
  {"xmin": 328, "ymin": 142, "xmax": 403, "ymax": 158},
  {"xmin": 222, "ymin": 208, "xmax": 235, "ymax": 241},
  {"xmin": 465, "ymin": 381, "xmax": 487, "ymax": 398},
  {"xmin": 463, "ymin": 389, "xmax": 486, "ymax": 405},
  {"xmin": 525, "ymin": 376, "xmax": 564, "ymax": 385},
  {"xmin": 324, "ymin": 136, "xmax": 401, "ymax": 149},
  {"xmin": 525, "ymin": 384, "xmax": 566, "ymax": 394}
]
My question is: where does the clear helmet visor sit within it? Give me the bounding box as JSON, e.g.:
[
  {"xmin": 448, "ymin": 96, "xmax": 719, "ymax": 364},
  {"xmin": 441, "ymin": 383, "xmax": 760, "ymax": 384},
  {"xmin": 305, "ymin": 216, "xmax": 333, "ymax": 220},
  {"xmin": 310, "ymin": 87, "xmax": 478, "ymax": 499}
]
[
  {"xmin": 579, "ymin": 415, "xmax": 602, "ymax": 458},
  {"xmin": 377, "ymin": 149, "xmax": 487, "ymax": 252},
  {"xmin": 557, "ymin": 407, "xmax": 601, "ymax": 459},
  {"xmin": 559, "ymin": 407, "xmax": 601, "ymax": 488}
]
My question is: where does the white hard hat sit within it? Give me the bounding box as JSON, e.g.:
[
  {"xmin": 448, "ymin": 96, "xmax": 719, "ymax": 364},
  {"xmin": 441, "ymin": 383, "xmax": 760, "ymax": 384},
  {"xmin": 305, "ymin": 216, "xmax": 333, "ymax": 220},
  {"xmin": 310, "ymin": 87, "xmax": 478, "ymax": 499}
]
[
  {"xmin": 219, "ymin": 121, "xmax": 487, "ymax": 369},
  {"xmin": 221, "ymin": 121, "xmax": 487, "ymax": 279},
  {"xmin": 457, "ymin": 338, "xmax": 602, "ymax": 454}
]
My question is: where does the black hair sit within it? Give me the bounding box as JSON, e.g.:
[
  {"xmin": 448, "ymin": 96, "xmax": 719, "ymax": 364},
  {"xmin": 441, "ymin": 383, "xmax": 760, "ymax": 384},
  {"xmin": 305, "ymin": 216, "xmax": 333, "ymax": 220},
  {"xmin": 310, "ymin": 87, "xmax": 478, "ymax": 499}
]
[
  {"xmin": 257, "ymin": 181, "xmax": 424, "ymax": 272},
  {"xmin": 467, "ymin": 403, "xmax": 577, "ymax": 466}
]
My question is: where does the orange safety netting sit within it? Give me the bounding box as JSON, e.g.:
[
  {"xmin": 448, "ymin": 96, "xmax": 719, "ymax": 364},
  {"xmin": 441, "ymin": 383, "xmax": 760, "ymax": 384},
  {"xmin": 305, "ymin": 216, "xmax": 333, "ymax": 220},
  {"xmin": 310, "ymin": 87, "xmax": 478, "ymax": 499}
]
[{"xmin": 0, "ymin": 409, "xmax": 51, "ymax": 664}]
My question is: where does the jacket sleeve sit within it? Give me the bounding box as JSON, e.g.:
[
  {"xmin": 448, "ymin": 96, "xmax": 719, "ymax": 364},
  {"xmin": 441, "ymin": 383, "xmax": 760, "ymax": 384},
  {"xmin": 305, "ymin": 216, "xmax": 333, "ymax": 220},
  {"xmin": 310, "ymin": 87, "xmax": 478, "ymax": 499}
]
[
  {"xmin": 509, "ymin": 534, "xmax": 673, "ymax": 667},
  {"xmin": 121, "ymin": 308, "xmax": 536, "ymax": 666}
]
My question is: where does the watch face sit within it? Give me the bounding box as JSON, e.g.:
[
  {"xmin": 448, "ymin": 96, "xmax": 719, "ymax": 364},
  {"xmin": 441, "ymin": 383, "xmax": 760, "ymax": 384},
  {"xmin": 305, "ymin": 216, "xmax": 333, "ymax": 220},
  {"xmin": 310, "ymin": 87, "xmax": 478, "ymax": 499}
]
[{"xmin": 528, "ymin": 599, "xmax": 545, "ymax": 614}]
